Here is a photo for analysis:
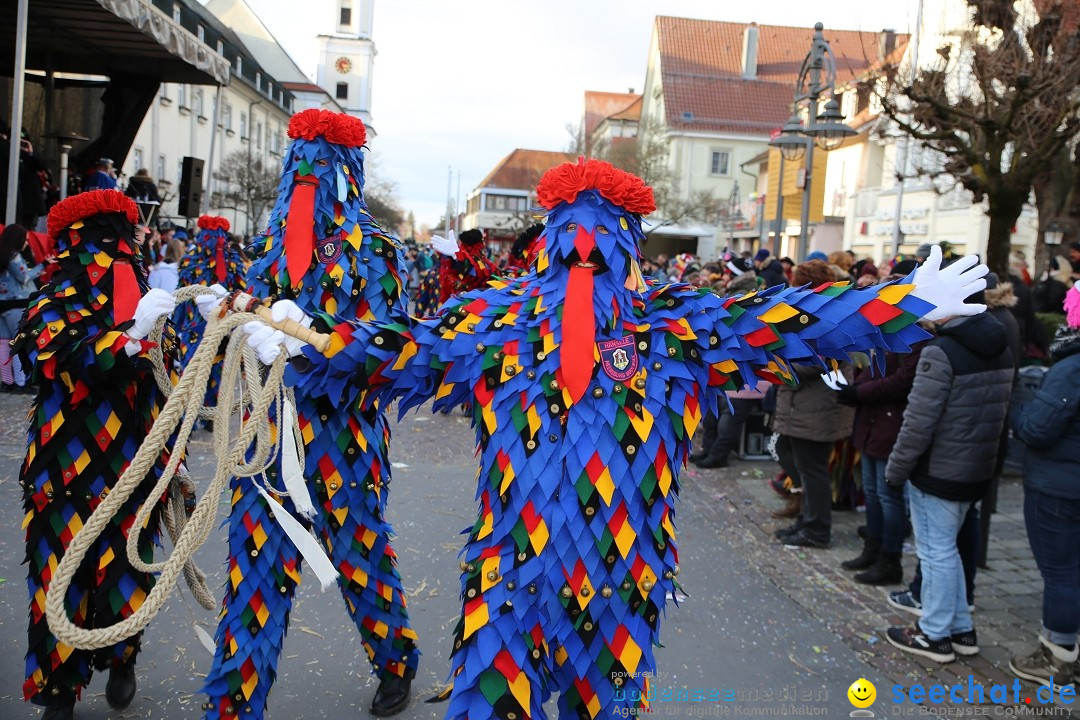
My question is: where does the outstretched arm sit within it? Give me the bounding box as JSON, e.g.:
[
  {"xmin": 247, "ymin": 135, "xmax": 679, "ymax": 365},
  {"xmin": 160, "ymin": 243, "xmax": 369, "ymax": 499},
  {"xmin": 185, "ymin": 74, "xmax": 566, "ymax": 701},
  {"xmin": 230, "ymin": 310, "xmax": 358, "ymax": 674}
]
[
  {"xmin": 251, "ymin": 298, "xmax": 468, "ymax": 415},
  {"xmin": 691, "ymin": 246, "xmax": 987, "ymax": 394}
]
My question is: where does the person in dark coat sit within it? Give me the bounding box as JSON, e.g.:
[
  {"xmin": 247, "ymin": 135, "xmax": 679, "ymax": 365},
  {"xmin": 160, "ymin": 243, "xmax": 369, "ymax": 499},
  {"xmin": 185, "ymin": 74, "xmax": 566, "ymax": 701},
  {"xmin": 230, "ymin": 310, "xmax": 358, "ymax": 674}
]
[
  {"xmin": 1033, "ymin": 257, "xmax": 1070, "ymax": 315},
  {"xmin": 837, "ymin": 337, "xmax": 930, "ymax": 585},
  {"xmin": 754, "ymin": 248, "xmax": 788, "ymax": 288},
  {"xmin": 1009, "ymin": 285, "xmax": 1080, "ymax": 690}
]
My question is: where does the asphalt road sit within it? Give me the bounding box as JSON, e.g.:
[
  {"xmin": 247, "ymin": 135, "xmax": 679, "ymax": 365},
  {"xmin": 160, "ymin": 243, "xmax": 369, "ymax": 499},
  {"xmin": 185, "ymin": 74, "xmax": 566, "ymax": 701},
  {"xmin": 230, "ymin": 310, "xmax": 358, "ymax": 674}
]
[{"xmin": 0, "ymin": 394, "xmax": 890, "ymax": 719}]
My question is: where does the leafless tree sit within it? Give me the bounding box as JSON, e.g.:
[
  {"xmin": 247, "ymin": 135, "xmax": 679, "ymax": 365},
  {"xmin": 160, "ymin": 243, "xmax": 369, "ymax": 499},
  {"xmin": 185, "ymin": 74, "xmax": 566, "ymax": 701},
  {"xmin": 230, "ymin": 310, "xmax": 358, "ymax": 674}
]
[
  {"xmin": 213, "ymin": 150, "xmax": 280, "ymax": 236},
  {"xmin": 869, "ymin": 0, "xmax": 1080, "ymax": 277}
]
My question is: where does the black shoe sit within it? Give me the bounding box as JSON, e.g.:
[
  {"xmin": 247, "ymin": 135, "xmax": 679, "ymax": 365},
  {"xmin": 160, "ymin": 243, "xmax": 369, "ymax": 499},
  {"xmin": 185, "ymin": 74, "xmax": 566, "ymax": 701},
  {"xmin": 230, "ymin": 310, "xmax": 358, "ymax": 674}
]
[
  {"xmin": 841, "ymin": 539, "xmax": 880, "ymax": 570},
  {"xmin": 773, "ymin": 520, "xmax": 803, "ymax": 539},
  {"xmin": 693, "ymin": 455, "xmax": 728, "ymax": 469},
  {"xmin": 370, "ymin": 674, "xmax": 412, "ymax": 717},
  {"xmin": 688, "ymin": 450, "xmax": 708, "ymax": 462},
  {"xmin": 856, "ymin": 524, "xmax": 867, "ymax": 540},
  {"xmin": 855, "ymin": 552, "xmax": 903, "ymax": 585},
  {"xmin": 13, "ymin": 383, "xmax": 36, "ymax": 395},
  {"xmin": 43, "ymin": 690, "xmax": 75, "ymax": 720},
  {"xmin": 950, "ymin": 629, "xmax": 980, "ymax": 656},
  {"xmin": 105, "ymin": 659, "xmax": 137, "ymax": 709},
  {"xmin": 781, "ymin": 530, "xmax": 830, "ymax": 549},
  {"xmin": 886, "ymin": 624, "xmax": 955, "ymax": 663}
]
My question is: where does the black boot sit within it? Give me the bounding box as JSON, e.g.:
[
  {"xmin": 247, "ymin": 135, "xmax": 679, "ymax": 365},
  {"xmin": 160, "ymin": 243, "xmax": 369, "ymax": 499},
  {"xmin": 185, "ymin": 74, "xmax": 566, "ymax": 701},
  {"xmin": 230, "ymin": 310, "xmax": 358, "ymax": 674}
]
[
  {"xmin": 105, "ymin": 658, "xmax": 137, "ymax": 709},
  {"xmin": 688, "ymin": 449, "xmax": 708, "ymax": 462},
  {"xmin": 370, "ymin": 673, "xmax": 412, "ymax": 716},
  {"xmin": 841, "ymin": 538, "xmax": 880, "ymax": 571},
  {"xmin": 42, "ymin": 690, "xmax": 75, "ymax": 720},
  {"xmin": 693, "ymin": 455, "xmax": 728, "ymax": 469},
  {"xmin": 855, "ymin": 551, "xmax": 903, "ymax": 586}
]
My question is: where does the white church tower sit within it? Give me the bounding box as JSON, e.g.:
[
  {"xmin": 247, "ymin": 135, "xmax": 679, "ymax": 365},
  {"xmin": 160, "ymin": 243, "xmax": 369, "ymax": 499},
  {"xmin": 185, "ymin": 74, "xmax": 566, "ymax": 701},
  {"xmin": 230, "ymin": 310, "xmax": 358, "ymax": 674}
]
[{"xmin": 316, "ymin": 0, "xmax": 377, "ymax": 134}]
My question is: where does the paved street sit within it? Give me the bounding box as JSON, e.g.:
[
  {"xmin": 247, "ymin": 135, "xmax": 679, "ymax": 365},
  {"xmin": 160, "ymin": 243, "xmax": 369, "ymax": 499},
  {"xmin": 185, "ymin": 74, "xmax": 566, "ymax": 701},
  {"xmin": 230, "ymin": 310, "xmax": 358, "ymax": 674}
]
[{"xmin": 0, "ymin": 391, "xmax": 1067, "ymax": 718}]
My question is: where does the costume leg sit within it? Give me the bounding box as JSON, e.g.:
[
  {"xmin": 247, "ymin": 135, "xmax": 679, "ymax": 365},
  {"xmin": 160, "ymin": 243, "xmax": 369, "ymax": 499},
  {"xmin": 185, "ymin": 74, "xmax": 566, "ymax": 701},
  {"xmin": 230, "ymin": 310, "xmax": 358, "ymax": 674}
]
[
  {"xmin": 23, "ymin": 502, "xmax": 96, "ymax": 704},
  {"xmin": 552, "ymin": 614, "xmax": 656, "ymax": 719},
  {"xmin": 303, "ymin": 400, "xmax": 420, "ymax": 678},
  {"xmin": 443, "ymin": 603, "xmax": 551, "ymax": 720},
  {"xmin": 89, "ymin": 480, "xmax": 166, "ymax": 674},
  {"xmin": 202, "ymin": 475, "xmax": 302, "ymax": 720}
]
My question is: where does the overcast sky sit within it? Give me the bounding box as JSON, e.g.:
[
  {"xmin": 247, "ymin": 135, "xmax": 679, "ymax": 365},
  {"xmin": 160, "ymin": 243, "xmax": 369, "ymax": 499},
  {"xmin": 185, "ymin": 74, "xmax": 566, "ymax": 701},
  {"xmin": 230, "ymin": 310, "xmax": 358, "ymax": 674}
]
[{"xmin": 242, "ymin": 0, "xmax": 922, "ymax": 228}]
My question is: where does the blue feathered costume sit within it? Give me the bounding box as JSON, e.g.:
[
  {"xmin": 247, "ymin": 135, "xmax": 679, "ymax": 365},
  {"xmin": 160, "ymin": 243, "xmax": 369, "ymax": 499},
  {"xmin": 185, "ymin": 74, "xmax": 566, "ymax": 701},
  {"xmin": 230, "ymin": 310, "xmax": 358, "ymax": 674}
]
[
  {"xmin": 286, "ymin": 158, "xmax": 961, "ymax": 719},
  {"xmin": 201, "ymin": 110, "xmax": 418, "ymax": 720}
]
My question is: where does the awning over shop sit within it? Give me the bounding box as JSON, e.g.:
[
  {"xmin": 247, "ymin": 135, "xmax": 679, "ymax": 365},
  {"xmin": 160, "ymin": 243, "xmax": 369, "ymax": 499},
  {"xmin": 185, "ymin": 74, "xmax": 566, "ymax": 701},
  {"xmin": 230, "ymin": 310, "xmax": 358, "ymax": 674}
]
[{"xmin": 0, "ymin": 0, "xmax": 230, "ymax": 85}]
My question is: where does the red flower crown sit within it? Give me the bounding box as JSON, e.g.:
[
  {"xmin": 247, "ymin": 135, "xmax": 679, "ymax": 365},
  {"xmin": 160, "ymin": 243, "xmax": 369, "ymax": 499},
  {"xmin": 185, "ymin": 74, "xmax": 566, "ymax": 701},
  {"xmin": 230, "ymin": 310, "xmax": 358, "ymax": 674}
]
[
  {"xmin": 47, "ymin": 190, "xmax": 139, "ymax": 239},
  {"xmin": 536, "ymin": 158, "xmax": 655, "ymax": 215},
  {"xmin": 288, "ymin": 109, "xmax": 367, "ymax": 148},
  {"xmin": 198, "ymin": 215, "xmax": 231, "ymax": 232}
]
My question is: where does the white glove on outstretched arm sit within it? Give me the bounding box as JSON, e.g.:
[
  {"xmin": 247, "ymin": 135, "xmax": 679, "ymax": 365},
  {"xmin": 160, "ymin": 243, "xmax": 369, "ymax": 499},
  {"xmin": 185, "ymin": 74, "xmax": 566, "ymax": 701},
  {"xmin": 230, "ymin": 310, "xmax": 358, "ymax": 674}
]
[
  {"xmin": 909, "ymin": 245, "xmax": 989, "ymax": 322},
  {"xmin": 129, "ymin": 288, "xmax": 176, "ymax": 340},
  {"xmin": 430, "ymin": 230, "xmax": 459, "ymax": 257},
  {"xmin": 195, "ymin": 284, "xmax": 229, "ymax": 320},
  {"xmin": 821, "ymin": 369, "xmax": 849, "ymax": 391}
]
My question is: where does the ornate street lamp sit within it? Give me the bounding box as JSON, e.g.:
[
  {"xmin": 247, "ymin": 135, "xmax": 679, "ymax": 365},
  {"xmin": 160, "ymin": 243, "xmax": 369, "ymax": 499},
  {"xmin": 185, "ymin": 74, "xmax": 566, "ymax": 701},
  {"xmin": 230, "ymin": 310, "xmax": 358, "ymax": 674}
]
[
  {"xmin": 777, "ymin": 23, "xmax": 857, "ymax": 261},
  {"xmin": 1044, "ymin": 220, "xmax": 1064, "ymax": 246},
  {"xmin": 770, "ymin": 112, "xmax": 807, "ymax": 162}
]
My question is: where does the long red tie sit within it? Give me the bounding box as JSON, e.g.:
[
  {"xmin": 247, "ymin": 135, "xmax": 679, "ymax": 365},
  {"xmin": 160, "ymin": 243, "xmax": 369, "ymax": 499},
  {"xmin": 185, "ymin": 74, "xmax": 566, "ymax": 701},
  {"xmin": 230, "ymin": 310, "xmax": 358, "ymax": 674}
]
[
  {"xmin": 214, "ymin": 236, "xmax": 227, "ymax": 283},
  {"xmin": 560, "ymin": 226, "xmax": 597, "ymax": 404},
  {"xmin": 112, "ymin": 259, "xmax": 140, "ymax": 324},
  {"xmin": 285, "ymin": 176, "xmax": 318, "ymax": 288}
]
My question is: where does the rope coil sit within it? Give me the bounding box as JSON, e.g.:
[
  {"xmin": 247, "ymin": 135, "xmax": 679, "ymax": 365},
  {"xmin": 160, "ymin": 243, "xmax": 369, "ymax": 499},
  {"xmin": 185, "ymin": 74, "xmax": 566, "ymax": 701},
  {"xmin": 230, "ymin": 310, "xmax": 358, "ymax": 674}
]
[{"xmin": 45, "ymin": 287, "xmax": 301, "ymax": 651}]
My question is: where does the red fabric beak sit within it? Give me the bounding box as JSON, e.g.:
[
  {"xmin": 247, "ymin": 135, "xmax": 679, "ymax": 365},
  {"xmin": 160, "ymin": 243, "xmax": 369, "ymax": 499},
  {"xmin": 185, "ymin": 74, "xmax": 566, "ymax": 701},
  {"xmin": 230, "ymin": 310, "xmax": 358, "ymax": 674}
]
[
  {"xmin": 112, "ymin": 259, "xmax": 139, "ymax": 324},
  {"xmin": 214, "ymin": 236, "xmax": 227, "ymax": 283},
  {"xmin": 559, "ymin": 225, "xmax": 597, "ymax": 404},
  {"xmin": 284, "ymin": 176, "xmax": 318, "ymax": 288}
]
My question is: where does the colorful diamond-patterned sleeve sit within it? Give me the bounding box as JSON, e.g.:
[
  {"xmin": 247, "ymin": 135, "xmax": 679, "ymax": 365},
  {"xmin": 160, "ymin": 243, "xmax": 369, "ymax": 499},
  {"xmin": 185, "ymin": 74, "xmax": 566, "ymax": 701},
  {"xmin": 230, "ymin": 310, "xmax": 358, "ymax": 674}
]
[
  {"xmin": 15, "ymin": 249, "xmax": 162, "ymax": 388},
  {"xmin": 680, "ymin": 277, "xmax": 933, "ymax": 412}
]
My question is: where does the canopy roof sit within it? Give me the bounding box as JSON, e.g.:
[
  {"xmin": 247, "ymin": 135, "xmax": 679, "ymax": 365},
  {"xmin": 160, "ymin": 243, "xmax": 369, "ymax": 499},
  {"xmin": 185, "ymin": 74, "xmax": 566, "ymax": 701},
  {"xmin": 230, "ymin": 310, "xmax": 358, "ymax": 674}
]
[{"xmin": 0, "ymin": 0, "xmax": 230, "ymax": 85}]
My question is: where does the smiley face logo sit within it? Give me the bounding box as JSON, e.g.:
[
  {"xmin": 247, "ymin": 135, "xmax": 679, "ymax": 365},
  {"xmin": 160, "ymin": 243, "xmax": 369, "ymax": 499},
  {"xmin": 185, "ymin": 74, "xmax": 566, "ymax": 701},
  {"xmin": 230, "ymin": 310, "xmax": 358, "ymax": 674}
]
[{"xmin": 847, "ymin": 678, "xmax": 876, "ymax": 708}]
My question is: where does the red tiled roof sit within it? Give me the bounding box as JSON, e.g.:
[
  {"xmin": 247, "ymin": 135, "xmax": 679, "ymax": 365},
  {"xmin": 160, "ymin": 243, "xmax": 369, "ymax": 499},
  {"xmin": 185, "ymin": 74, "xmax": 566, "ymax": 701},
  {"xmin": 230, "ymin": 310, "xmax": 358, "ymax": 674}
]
[
  {"xmin": 584, "ymin": 91, "xmax": 641, "ymax": 139},
  {"xmin": 609, "ymin": 95, "xmax": 642, "ymax": 122},
  {"xmin": 477, "ymin": 149, "xmax": 579, "ymax": 191},
  {"xmin": 655, "ymin": 16, "xmax": 908, "ymax": 136}
]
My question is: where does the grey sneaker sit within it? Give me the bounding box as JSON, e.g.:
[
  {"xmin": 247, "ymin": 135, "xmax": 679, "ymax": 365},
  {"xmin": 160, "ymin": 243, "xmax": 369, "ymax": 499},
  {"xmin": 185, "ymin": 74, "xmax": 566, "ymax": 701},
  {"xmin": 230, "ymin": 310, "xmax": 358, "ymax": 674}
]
[
  {"xmin": 887, "ymin": 590, "xmax": 922, "ymax": 617},
  {"xmin": 1009, "ymin": 641, "xmax": 1077, "ymax": 693}
]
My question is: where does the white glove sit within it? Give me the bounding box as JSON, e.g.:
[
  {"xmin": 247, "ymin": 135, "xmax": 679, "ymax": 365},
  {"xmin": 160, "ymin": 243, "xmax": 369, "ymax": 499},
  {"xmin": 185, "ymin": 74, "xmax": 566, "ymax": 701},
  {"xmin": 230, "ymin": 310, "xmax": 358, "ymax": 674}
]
[
  {"xmin": 430, "ymin": 230, "xmax": 459, "ymax": 257},
  {"xmin": 820, "ymin": 369, "xmax": 849, "ymax": 391},
  {"xmin": 909, "ymin": 246, "xmax": 989, "ymax": 322},
  {"xmin": 195, "ymin": 284, "xmax": 229, "ymax": 320},
  {"xmin": 269, "ymin": 299, "xmax": 313, "ymax": 360},
  {"xmin": 129, "ymin": 288, "xmax": 176, "ymax": 340},
  {"xmin": 123, "ymin": 339, "xmax": 144, "ymax": 356},
  {"xmin": 244, "ymin": 321, "xmax": 287, "ymax": 365}
]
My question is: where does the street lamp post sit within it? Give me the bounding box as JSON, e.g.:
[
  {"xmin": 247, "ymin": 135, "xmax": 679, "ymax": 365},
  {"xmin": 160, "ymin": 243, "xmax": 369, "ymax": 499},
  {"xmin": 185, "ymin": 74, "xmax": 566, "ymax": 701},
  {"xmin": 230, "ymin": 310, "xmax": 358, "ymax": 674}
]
[{"xmin": 768, "ymin": 23, "xmax": 856, "ymax": 262}]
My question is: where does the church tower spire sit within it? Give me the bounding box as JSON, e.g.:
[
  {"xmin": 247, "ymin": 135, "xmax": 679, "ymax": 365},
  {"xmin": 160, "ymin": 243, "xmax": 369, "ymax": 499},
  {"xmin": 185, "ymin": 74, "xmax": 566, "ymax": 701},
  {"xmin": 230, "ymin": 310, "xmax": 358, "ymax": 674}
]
[{"xmin": 316, "ymin": 0, "xmax": 377, "ymax": 134}]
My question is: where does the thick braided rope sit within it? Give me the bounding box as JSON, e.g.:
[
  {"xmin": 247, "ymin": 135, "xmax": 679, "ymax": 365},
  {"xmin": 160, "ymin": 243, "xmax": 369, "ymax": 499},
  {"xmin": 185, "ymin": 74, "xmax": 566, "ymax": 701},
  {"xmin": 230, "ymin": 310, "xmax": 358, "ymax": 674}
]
[{"xmin": 44, "ymin": 303, "xmax": 289, "ymax": 650}]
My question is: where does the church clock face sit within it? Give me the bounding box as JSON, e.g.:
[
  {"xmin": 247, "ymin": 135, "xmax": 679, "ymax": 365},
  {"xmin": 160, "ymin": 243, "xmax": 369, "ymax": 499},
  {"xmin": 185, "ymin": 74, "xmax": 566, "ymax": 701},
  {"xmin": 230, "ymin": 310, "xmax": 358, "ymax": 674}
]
[{"xmin": 335, "ymin": 56, "xmax": 352, "ymax": 74}]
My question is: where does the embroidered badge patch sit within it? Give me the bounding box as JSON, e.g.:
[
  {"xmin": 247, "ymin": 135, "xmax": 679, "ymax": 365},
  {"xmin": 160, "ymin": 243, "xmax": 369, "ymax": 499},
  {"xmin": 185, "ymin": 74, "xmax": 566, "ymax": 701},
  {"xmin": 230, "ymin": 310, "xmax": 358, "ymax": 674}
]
[
  {"xmin": 316, "ymin": 235, "xmax": 343, "ymax": 265},
  {"xmin": 598, "ymin": 335, "xmax": 639, "ymax": 382}
]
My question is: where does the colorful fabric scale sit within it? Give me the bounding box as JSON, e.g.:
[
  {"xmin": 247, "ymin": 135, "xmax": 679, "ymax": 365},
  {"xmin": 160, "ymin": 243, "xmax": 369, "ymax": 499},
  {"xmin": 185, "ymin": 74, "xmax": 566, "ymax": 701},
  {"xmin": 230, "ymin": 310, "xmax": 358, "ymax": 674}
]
[
  {"xmin": 288, "ymin": 160, "xmax": 937, "ymax": 720},
  {"xmin": 172, "ymin": 215, "xmax": 247, "ymax": 410},
  {"xmin": 202, "ymin": 110, "xmax": 419, "ymax": 720},
  {"xmin": 17, "ymin": 195, "xmax": 176, "ymax": 706}
]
